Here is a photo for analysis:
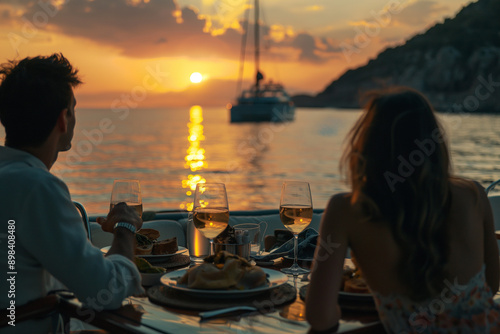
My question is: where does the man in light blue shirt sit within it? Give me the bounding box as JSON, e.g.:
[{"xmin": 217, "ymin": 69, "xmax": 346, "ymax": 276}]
[{"xmin": 0, "ymin": 54, "xmax": 143, "ymax": 333}]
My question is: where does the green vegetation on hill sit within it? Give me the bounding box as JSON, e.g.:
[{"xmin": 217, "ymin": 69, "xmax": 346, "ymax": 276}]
[{"xmin": 294, "ymin": 0, "xmax": 500, "ymax": 113}]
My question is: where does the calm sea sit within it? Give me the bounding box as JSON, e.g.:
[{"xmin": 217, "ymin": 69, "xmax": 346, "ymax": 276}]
[{"xmin": 2, "ymin": 107, "xmax": 500, "ymax": 215}]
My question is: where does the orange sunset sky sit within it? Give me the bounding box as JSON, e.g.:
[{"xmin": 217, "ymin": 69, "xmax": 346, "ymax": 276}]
[{"xmin": 0, "ymin": 0, "xmax": 474, "ymax": 108}]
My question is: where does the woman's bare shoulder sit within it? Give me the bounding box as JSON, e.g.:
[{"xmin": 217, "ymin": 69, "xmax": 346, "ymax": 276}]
[
  {"xmin": 449, "ymin": 177, "xmax": 484, "ymax": 202},
  {"xmin": 323, "ymin": 193, "xmax": 361, "ymax": 229},
  {"xmin": 326, "ymin": 192, "xmax": 353, "ymax": 212},
  {"xmin": 448, "ymin": 178, "xmax": 490, "ymax": 219},
  {"xmin": 450, "ymin": 177, "xmax": 483, "ymax": 192}
]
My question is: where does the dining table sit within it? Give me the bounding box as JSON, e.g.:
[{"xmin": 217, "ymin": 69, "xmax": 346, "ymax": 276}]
[{"xmin": 58, "ymin": 255, "xmax": 385, "ymax": 334}]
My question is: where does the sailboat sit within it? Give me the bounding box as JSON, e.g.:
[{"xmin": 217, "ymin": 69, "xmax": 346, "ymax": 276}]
[{"xmin": 229, "ymin": 0, "xmax": 295, "ymax": 123}]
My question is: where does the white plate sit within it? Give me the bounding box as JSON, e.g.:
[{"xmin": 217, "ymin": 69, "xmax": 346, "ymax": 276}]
[
  {"xmin": 141, "ymin": 272, "xmax": 165, "ymax": 286},
  {"xmin": 160, "ymin": 267, "xmax": 288, "ymax": 299},
  {"xmin": 101, "ymin": 246, "xmax": 188, "ymax": 260}
]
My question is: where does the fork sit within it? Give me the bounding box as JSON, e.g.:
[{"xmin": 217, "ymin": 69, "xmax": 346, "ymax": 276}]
[{"xmin": 199, "ymin": 306, "xmax": 309, "ymax": 327}]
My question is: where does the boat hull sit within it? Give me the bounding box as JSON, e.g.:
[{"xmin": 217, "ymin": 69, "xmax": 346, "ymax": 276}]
[{"xmin": 230, "ymin": 103, "xmax": 295, "ymax": 123}]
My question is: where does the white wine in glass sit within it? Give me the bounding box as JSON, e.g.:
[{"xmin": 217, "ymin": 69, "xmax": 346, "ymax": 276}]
[
  {"xmin": 110, "ymin": 179, "xmax": 143, "ymax": 218},
  {"xmin": 192, "ymin": 183, "xmax": 229, "ymax": 256},
  {"xmin": 280, "ymin": 205, "xmax": 313, "ymax": 233},
  {"xmin": 280, "ymin": 181, "xmax": 313, "ymax": 276}
]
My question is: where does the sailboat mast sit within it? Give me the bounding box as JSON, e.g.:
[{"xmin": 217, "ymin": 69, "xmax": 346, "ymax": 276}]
[{"xmin": 254, "ymin": 0, "xmax": 260, "ymax": 92}]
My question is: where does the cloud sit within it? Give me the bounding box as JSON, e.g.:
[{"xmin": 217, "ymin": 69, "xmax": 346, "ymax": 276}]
[
  {"xmin": 343, "ymin": 0, "xmax": 449, "ymax": 33},
  {"xmin": 318, "ymin": 0, "xmax": 454, "ymax": 61},
  {"xmin": 249, "ymin": 22, "xmax": 340, "ymax": 63},
  {"xmin": 392, "ymin": 1, "xmax": 450, "ymax": 27},
  {"xmin": 291, "ymin": 33, "xmax": 318, "ymax": 61},
  {"xmin": 0, "ymin": 3, "xmax": 17, "ymax": 24},
  {"xmin": 1, "ymin": 0, "xmax": 339, "ymax": 63},
  {"xmin": 286, "ymin": 33, "xmax": 339, "ymax": 62},
  {"xmin": 305, "ymin": 5, "xmax": 324, "ymax": 12},
  {"xmin": 77, "ymin": 77, "xmax": 239, "ymax": 108},
  {"xmin": 42, "ymin": 0, "xmax": 237, "ymax": 58}
]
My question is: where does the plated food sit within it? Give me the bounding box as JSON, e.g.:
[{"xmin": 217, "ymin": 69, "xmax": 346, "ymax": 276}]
[
  {"xmin": 135, "ymin": 257, "xmax": 166, "ymax": 286},
  {"xmin": 342, "ymin": 270, "xmax": 369, "ymax": 294},
  {"xmin": 135, "ymin": 257, "xmax": 166, "ymax": 274},
  {"xmin": 342, "ymin": 256, "xmax": 370, "ymax": 294},
  {"xmin": 136, "ymin": 228, "xmax": 178, "ymax": 255},
  {"xmin": 177, "ymin": 251, "xmax": 267, "ymax": 290}
]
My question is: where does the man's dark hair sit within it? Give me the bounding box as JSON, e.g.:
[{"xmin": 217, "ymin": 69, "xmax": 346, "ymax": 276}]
[{"xmin": 0, "ymin": 53, "xmax": 82, "ymax": 148}]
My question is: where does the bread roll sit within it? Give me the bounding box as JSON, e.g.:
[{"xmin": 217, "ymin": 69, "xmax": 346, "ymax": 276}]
[
  {"xmin": 238, "ymin": 266, "xmax": 267, "ymax": 289},
  {"xmin": 137, "ymin": 228, "xmax": 160, "ymax": 241},
  {"xmin": 135, "ymin": 244, "xmax": 153, "ymax": 255},
  {"xmin": 187, "ymin": 263, "xmax": 239, "ymax": 289},
  {"xmin": 178, "ymin": 252, "xmax": 267, "ymax": 290},
  {"xmin": 152, "ymin": 237, "xmax": 178, "ymax": 255}
]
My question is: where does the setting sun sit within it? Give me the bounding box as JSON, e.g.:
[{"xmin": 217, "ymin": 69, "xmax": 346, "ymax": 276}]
[{"xmin": 190, "ymin": 72, "xmax": 203, "ymax": 83}]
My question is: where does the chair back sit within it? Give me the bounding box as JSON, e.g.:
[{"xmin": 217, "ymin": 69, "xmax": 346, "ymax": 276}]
[
  {"xmin": 0, "ymin": 294, "xmax": 59, "ymax": 328},
  {"xmin": 74, "ymin": 201, "xmax": 91, "ymax": 242},
  {"xmin": 486, "ymin": 179, "xmax": 500, "ymax": 195},
  {"xmin": 486, "ymin": 179, "xmax": 500, "ymax": 248}
]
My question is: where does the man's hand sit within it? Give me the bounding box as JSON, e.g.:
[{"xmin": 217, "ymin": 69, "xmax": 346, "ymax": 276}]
[
  {"xmin": 96, "ymin": 202, "xmax": 142, "ymax": 233},
  {"xmin": 97, "ymin": 202, "xmax": 142, "ymax": 259}
]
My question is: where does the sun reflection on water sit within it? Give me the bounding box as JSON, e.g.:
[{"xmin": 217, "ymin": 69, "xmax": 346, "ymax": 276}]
[{"xmin": 181, "ymin": 105, "xmax": 206, "ymax": 210}]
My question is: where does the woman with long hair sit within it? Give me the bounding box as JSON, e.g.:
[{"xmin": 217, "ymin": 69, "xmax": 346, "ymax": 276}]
[{"xmin": 306, "ymin": 88, "xmax": 500, "ymax": 333}]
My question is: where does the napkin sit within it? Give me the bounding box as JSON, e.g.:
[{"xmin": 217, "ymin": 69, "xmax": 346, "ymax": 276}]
[{"xmin": 253, "ymin": 227, "xmax": 318, "ymax": 262}]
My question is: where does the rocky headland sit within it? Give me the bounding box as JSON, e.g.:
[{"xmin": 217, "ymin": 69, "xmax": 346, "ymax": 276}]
[{"xmin": 294, "ymin": 0, "xmax": 500, "ymax": 113}]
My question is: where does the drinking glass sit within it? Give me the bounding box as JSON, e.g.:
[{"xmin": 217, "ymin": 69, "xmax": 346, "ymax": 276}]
[
  {"xmin": 234, "ymin": 222, "xmax": 267, "ymax": 256},
  {"xmin": 192, "ymin": 183, "xmax": 229, "ymax": 256},
  {"xmin": 110, "ymin": 179, "xmax": 143, "ymax": 218},
  {"xmin": 279, "ymin": 181, "xmax": 313, "ymax": 276}
]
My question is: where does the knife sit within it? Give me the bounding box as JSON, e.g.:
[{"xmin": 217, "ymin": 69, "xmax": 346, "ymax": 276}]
[{"xmin": 199, "ymin": 306, "xmax": 258, "ymax": 320}]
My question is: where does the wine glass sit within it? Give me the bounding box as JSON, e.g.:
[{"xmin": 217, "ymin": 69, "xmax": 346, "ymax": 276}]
[
  {"xmin": 279, "ymin": 181, "xmax": 313, "ymax": 276},
  {"xmin": 110, "ymin": 179, "xmax": 143, "ymax": 218},
  {"xmin": 192, "ymin": 183, "xmax": 229, "ymax": 256}
]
